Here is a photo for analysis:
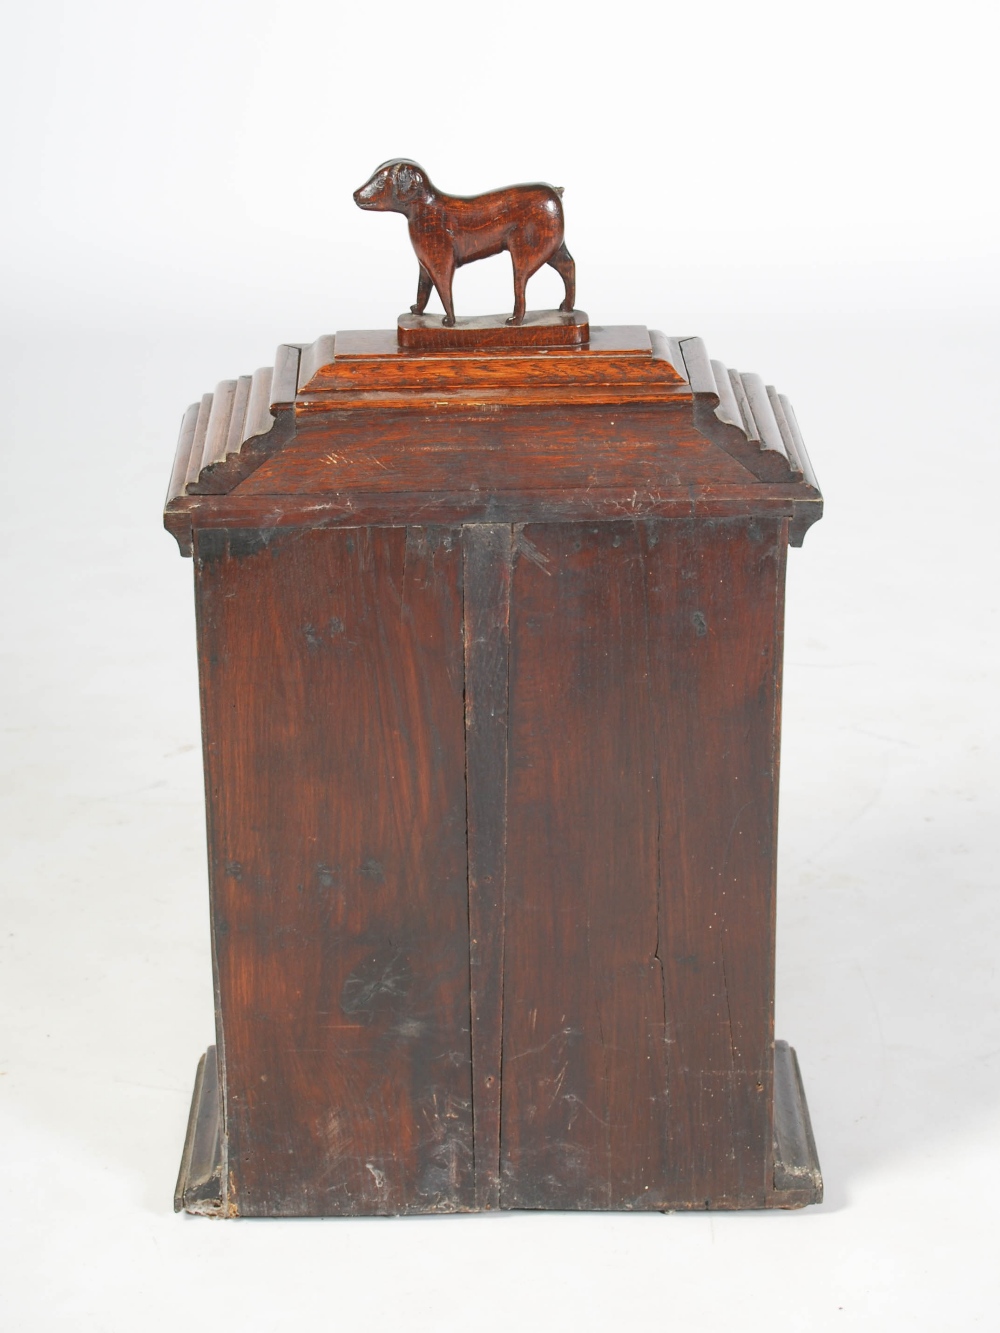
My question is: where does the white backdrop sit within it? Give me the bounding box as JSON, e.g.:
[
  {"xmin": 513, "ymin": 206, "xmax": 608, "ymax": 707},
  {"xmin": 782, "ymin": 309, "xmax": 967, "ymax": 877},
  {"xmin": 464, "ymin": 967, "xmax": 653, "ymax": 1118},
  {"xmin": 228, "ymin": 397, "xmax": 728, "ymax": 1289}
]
[{"xmin": 1, "ymin": 2, "xmax": 997, "ymax": 1329}]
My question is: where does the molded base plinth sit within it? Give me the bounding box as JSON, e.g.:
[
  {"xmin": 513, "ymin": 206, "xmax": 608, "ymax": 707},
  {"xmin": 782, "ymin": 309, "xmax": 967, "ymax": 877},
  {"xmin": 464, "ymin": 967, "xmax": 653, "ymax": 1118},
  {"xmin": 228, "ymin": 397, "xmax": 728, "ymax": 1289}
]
[
  {"xmin": 770, "ymin": 1040, "xmax": 824, "ymax": 1207},
  {"xmin": 174, "ymin": 1046, "xmax": 225, "ymax": 1215},
  {"xmin": 175, "ymin": 1040, "xmax": 822, "ymax": 1216}
]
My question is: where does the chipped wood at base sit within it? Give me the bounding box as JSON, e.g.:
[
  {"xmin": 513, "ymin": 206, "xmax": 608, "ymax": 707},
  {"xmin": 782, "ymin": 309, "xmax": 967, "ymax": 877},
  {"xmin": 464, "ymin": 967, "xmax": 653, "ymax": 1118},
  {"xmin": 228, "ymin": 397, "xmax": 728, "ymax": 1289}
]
[
  {"xmin": 174, "ymin": 1049, "xmax": 205, "ymax": 1212},
  {"xmin": 174, "ymin": 1045, "xmax": 225, "ymax": 1215},
  {"xmin": 770, "ymin": 1040, "xmax": 823, "ymax": 1207}
]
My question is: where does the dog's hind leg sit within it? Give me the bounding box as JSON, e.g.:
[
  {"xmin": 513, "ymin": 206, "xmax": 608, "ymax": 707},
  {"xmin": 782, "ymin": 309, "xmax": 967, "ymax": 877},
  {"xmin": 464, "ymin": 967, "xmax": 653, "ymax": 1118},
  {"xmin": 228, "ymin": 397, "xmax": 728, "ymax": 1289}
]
[
  {"xmin": 548, "ymin": 243, "xmax": 576, "ymax": 313},
  {"xmin": 507, "ymin": 244, "xmax": 549, "ymax": 325}
]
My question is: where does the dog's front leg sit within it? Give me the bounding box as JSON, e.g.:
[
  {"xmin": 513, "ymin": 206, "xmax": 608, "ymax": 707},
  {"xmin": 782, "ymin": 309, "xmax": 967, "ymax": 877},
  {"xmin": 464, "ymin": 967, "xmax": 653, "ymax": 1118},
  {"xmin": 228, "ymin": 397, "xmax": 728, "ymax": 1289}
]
[{"xmin": 411, "ymin": 264, "xmax": 433, "ymax": 315}]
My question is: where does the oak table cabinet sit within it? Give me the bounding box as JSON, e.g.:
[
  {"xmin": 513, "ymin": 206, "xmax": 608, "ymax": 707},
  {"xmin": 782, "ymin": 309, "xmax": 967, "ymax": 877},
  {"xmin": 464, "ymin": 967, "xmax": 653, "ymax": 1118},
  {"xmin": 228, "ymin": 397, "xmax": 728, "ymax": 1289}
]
[{"xmin": 166, "ymin": 324, "xmax": 824, "ymax": 1218}]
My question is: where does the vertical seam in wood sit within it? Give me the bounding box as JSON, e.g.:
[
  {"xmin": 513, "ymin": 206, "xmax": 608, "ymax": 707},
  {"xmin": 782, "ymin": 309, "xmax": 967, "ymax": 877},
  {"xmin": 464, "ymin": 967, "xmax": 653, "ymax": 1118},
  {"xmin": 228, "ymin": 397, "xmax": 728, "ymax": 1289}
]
[
  {"xmin": 461, "ymin": 537, "xmax": 474, "ymax": 1199},
  {"xmin": 496, "ymin": 532, "xmax": 510, "ymax": 1206},
  {"xmin": 464, "ymin": 524, "xmax": 511, "ymax": 1211}
]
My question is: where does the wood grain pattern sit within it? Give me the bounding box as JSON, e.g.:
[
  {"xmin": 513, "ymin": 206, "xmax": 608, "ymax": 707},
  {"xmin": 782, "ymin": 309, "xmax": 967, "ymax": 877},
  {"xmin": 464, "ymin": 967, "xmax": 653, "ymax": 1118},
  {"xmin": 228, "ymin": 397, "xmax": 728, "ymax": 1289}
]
[
  {"xmin": 297, "ymin": 325, "xmax": 677, "ymax": 395},
  {"xmin": 195, "ymin": 525, "xmax": 473, "ymax": 1216},
  {"xmin": 500, "ymin": 521, "xmax": 668, "ymax": 1209},
  {"xmin": 498, "ymin": 517, "xmax": 785, "ymax": 1209},
  {"xmin": 239, "ymin": 404, "xmax": 757, "ymax": 497},
  {"xmin": 165, "ymin": 485, "xmax": 815, "ymax": 558},
  {"xmin": 645, "ymin": 516, "xmax": 786, "ymax": 1208}
]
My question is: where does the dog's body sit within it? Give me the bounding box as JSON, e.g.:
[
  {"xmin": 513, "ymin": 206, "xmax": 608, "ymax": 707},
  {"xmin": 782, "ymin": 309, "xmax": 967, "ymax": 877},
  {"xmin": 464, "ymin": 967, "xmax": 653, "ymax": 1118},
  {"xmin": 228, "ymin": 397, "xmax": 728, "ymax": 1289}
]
[{"xmin": 354, "ymin": 159, "xmax": 576, "ymax": 326}]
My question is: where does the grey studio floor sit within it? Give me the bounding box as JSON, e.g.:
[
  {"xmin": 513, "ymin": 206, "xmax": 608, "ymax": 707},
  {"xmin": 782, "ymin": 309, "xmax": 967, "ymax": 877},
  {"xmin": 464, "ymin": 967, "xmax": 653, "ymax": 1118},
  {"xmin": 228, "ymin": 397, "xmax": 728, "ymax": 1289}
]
[{"xmin": 1, "ymin": 302, "xmax": 997, "ymax": 1330}]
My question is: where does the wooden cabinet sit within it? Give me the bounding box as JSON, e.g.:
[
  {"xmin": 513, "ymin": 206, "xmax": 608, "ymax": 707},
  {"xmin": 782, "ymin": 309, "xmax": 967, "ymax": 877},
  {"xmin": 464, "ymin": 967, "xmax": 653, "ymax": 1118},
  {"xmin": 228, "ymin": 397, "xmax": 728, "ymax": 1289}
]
[{"xmin": 167, "ymin": 326, "xmax": 823, "ymax": 1217}]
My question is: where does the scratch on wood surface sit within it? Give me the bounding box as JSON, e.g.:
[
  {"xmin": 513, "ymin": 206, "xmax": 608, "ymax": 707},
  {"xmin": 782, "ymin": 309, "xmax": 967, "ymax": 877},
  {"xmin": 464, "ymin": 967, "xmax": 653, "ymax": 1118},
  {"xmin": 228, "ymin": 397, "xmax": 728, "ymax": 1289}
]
[{"xmin": 513, "ymin": 526, "xmax": 552, "ymax": 574}]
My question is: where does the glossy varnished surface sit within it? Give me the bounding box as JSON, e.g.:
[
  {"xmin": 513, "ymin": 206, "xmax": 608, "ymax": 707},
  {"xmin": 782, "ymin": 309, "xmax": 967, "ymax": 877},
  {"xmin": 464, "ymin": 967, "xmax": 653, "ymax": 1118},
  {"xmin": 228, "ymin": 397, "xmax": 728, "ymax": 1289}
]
[{"xmin": 353, "ymin": 159, "xmax": 575, "ymax": 327}]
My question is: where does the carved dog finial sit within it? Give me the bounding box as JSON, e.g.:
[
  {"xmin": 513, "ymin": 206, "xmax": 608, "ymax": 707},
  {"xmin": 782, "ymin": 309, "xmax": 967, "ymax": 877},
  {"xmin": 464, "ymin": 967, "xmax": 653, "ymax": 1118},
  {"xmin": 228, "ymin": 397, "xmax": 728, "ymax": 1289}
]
[{"xmin": 354, "ymin": 159, "xmax": 576, "ymax": 327}]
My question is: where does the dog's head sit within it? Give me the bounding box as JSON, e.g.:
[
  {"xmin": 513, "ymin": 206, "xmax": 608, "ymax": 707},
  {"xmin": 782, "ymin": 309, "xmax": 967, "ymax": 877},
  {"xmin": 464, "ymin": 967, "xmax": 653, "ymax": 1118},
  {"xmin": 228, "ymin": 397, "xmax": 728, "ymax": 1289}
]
[{"xmin": 353, "ymin": 159, "xmax": 429, "ymax": 213}]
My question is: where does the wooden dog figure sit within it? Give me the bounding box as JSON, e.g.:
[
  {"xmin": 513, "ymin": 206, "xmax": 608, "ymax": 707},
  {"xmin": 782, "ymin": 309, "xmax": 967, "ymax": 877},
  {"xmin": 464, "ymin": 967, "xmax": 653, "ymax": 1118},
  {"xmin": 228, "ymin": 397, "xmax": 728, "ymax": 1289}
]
[{"xmin": 354, "ymin": 159, "xmax": 576, "ymax": 327}]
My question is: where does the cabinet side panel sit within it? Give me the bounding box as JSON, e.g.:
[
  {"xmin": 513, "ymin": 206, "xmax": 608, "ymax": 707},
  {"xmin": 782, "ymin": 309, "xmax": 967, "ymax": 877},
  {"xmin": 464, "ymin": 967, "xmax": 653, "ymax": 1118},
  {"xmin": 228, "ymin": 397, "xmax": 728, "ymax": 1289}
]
[
  {"xmin": 500, "ymin": 518, "xmax": 784, "ymax": 1209},
  {"xmin": 646, "ymin": 517, "xmax": 785, "ymax": 1208},
  {"xmin": 194, "ymin": 525, "xmax": 472, "ymax": 1216}
]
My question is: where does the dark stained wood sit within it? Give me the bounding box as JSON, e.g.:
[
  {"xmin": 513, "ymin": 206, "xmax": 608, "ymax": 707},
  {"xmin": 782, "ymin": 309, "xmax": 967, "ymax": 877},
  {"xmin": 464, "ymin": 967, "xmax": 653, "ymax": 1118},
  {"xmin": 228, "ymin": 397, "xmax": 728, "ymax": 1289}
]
[
  {"xmin": 354, "ymin": 159, "xmax": 575, "ymax": 327},
  {"xmin": 500, "ymin": 521, "xmax": 669, "ymax": 1209},
  {"xmin": 164, "ymin": 484, "xmax": 818, "ymax": 559},
  {"xmin": 297, "ymin": 325, "xmax": 673, "ymax": 396},
  {"xmin": 166, "ymin": 400, "xmax": 202, "ymax": 505},
  {"xmin": 398, "ymin": 309, "xmax": 590, "ymax": 351},
  {"xmin": 183, "ymin": 392, "xmax": 214, "ymax": 490},
  {"xmin": 498, "ymin": 518, "xmax": 784, "ymax": 1209},
  {"xmin": 201, "ymin": 380, "xmax": 239, "ymax": 473},
  {"xmin": 645, "ymin": 516, "xmax": 787, "ymax": 1208},
  {"xmin": 462, "ymin": 525, "xmax": 513, "ymax": 1209},
  {"xmin": 195, "ymin": 525, "xmax": 473, "ymax": 1216},
  {"xmin": 239, "ymin": 404, "xmax": 758, "ymax": 497},
  {"xmin": 167, "ymin": 316, "xmax": 824, "ymax": 1217}
]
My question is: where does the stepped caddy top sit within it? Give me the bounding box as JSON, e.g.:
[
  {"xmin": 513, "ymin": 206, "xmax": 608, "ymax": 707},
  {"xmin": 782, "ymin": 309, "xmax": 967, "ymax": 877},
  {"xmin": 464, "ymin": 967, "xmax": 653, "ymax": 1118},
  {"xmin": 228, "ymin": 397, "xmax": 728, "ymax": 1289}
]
[{"xmin": 354, "ymin": 159, "xmax": 576, "ymax": 329}]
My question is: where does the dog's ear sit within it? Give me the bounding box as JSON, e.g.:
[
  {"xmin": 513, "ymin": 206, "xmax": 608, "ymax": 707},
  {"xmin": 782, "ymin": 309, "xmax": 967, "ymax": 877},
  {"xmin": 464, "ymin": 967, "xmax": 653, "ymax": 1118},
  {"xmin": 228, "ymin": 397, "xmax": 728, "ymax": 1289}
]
[{"xmin": 393, "ymin": 164, "xmax": 424, "ymax": 201}]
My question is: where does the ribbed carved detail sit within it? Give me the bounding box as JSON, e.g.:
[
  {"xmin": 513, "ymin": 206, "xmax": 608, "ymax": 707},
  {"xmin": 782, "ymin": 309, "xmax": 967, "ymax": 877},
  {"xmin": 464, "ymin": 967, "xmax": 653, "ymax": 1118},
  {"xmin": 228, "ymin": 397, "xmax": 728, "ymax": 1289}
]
[
  {"xmin": 180, "ymin": 346, "xmax": 302, "ymax": 497},
  {"xmin": 679, "ymin": 337, "xmax": 806, "ymax": 483}
]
